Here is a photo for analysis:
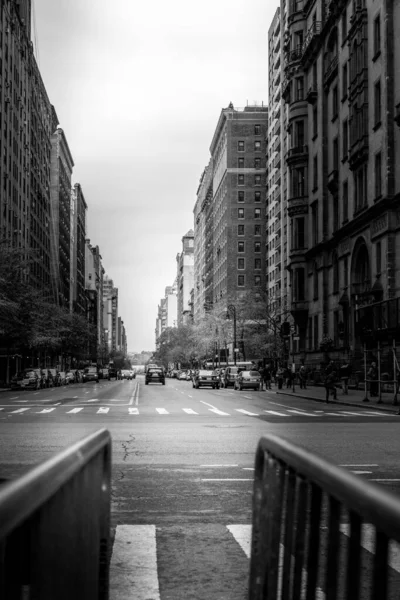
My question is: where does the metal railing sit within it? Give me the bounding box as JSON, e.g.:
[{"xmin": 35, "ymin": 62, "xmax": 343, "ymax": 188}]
[
  {"xmin": 249, "ymin": 435, "xmax": 400, "ymax": 599},
  {"xmin": 0, "ymin": 428, "xmax": 111, "ymax": 599}
]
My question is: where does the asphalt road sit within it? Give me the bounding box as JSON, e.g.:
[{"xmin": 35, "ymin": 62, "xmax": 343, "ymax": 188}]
[{"xmin": 1, "ymin": 375, "xmax": 400, "ymax": 599}]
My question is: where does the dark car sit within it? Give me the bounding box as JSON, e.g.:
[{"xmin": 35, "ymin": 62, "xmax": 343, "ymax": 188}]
[
  {"xmin": 234, "ymin": 370, "xmax": 262, "ymax": 391},
  {"xmin": 193, "ymin": 369, "xmax": 220, "ymax": 389},
  {"xmin": 11, "ymin": 369, "xmax": 42, "ymax": 390},
  {"xmin": 109, "ymin": 368, "xmax": 119, "ymax": 380},
  {"xmin": 145, "ymin": 368, "xmax": 165, "ymax": 385},
  {"xmin": 221, "ymin": 366, "xmax": 241, "ymax": 388},
  {"xmin": 82, "ymin": 366, "xmax": 99, "ymax": 383},
  {"xmin": 121, "ymin": 369, "xmax": 133, "ymax": 380}
]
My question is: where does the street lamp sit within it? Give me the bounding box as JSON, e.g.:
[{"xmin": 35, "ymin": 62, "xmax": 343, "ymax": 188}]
[{"xmin": 227, "ymin": 304, "xmax": 237, "ymax": 366}]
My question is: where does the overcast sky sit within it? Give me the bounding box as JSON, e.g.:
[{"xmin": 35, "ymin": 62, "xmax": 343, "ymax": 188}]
[{"xmin": 34, "ymin": 0, "xmax": 279, "ymax": 352}]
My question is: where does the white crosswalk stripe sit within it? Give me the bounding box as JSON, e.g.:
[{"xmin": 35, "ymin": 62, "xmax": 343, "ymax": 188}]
[
  {"xmin": 235, "ymin": 409, "xmax": 259, "ymax": 416},
  {"xmin": 10, "ymin": 407, "xmax": 30, "ymax": 413},
  {"xmin": 155, "ymin": 408, "xmax": 169, "ymax": 414},
  {"xmin": 66, "ymin": 407, "xmax": 83, "ymax": 414},
  {"xmin": 182, "ymin": 408, "xmax": 198, "ymax": 414},
  {"xmin": 264, "ymin": 410, "xmax": 289, "ymax": 417},
  {"xmin": 97, "ymin": 407, "xmax": 110, "ymax": 414}
]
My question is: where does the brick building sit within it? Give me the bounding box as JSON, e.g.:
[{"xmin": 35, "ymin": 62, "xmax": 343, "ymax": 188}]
[
  {"xmin": 176, "ymin": 230, "xmax": 194, "ymax": 326},
  {"xmin": 193, "ymin": 159, "xmax": 213, "ymax": 321},
  {"xmin": 71, "ymin": 183, "xmax": 87, "ymax": 314},
  {"xmin": 280, "ymin": 0, "xmax": 400, "ymax": 366}
]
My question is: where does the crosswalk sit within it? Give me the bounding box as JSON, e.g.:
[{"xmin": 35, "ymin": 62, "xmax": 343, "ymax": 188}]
[
  {"xmin": 109, "ymin": 521, "xmax": 400, "ymax": 599},
  {"xmin": 0, "ymin": 405, "xmax": 396, "ymax": 418}
]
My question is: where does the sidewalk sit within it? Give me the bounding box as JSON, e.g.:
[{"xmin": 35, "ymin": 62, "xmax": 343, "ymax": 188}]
[{"xmin": 274, "ymin": 384, "xmax": 400, "ymax": 414}]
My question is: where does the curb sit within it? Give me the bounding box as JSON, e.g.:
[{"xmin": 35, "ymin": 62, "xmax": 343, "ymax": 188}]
[{"xmin": 275, "ymin": 390, "xmax": 400, "ymax": 415}]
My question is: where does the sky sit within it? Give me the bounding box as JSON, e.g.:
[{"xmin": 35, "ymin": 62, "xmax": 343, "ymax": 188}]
[{"xmin": 34, "ymin": 0, "xmax": 279, "ymax": 352}]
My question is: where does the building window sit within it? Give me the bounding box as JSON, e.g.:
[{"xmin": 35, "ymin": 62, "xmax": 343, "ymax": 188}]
[
  {"xmin": 238, "ymin": 208, "xmax": 245, "ymax": 219},
  {"xmin": 254, "ymin": 191, "xmax": 261, "ymax": 202},
  {"xmin": 238, "ymin": 241, "xmax": 245, "ymax": 252},
  {"xmin": 238, "ymin": 190, "xmax": 245, "ymax": 203},
  {"xmin": 254, "ymin": 157, "xmax": 261, "ymax": 169},
  {"xmin": 255, "ymin": 241, "xmax": 261, "ymax": 252},
  {"xmin": 255, "ymin": 174, "xmax": 261, "ymax": 186},
  {"xmin": 313, "ymin": 263, "xmax": 319, "ymax": 300},
  {"xmin": 238, "ymin": 258, "xmax": 245, "ymax": 270},
  {"xmin": 374, "ymin": 79, "xmax": 381, "ymax": 128},
  {"xmin": 238, "ymin": 224, "xmax": 245, "ymax": 235},
  {"xmin": 341, "ymin": 8, "xmax": 347, "ymax": 42},
  {"xmin": 313, "ymin": 315, "xmax": 319, "ymax": 349},
  {"xmin": 254, "ymin": 140, "xmax": 261, "ymax": 151},
  {"xmin": 332, "ymin": 85, "xmax": 338, "ymax": 120},
  {"xmin": 292, "ymin": 166, "xmax": 305, "ymax": 197},
  {"xmin": 294, "ymin": 120, "xmax": 304, "ymax": 147},
  {"xmin": 254, "ymin": 124, "xmax": 261, "ymax": 135},
  {"xmin": 354, "ymin": 165, "xmax": 367, "ymax": 211},
  {"xmin": 294, "ymin": 268, "xmax": 305, "ymax": 301},
  {"xmin": 312, "ymin": 202, "xmax": 318, "ymax": 246},
  {"xmin": 255, "ymin": 258, "xmax": 261, "ymax": 269},
  {"xmin": 254, "ymin": 224, "xmax": 261, "ymax": 235},
  {"xmin": 293, "ymin": 217, "xmax": 305, "ymax": 249},
  {"xmin": 373, "ymin": 14, "xmax": 381, "ymax": 58},
  {"xmin": 239, "ymin": 174, "xmax": 246, "ymax": 186},
  {"xmin": 343, "ymin": 180, "xmax": 348, "ymax": 222},
  {"xmin": 308, "ymin": 317, "xmax": 313, "ymax": 350},
  {"xmin": 333, "ymin": 196, "xmax": 339, "ymax": 232},
  {"xmin": 313, "ymin": 106, "xmax": 318, "ymax": 138},
  {"xmin": 342, "ymin": 62, "xmax": 348, "ymax": 100},
  {"xmin": 375, "ymin": 151, "xmax": 382, "ymax": 199},
  {"xmin": 313, "ymin": 155, "xmax": 318, "ymax": 190},
  {"xmin": 342, "ymin": 119, "xmax": 348, "ymax": 158},
  {"xmin": 332, "ymin": 252, "xmax": 339, "ymax": 294},
  {"xmin": 238, "ymin": 157, "xmax": 245, "ymax": 168},
  {"xmin": 294, "ymin": 76, "xmax": 304, "ymax": 101},
  {"xmin": 255, "ymin": 275, "xmax": 261, "ymax": 286},
  {"xmin": 254, "ymin": 208, "xmax": 261, "ymax": 218},
  {"xmin": 238, "ymin": 275, "xmax": 245, "ymax": 287},
  {"xmin": 333, "ymin": 137, "xmax": 339, "ymax": 171},
  {"xmin": 238, "ymin": 140, "xmax": 245, "ymax": 152}
]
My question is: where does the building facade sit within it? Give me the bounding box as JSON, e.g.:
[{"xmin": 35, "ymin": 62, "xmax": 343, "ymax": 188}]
[
  {"xmin": 103, "ymin": 275, "xmax": 118, "ymax": 352},
  {"xmin": 71, "ymin": 183, "xmax": 87, "ymax": 314},
  {"xmin": 176, "ymin": 229, "xmax": 194, "ymax": 326},
  {"xmin": 85, "ymin": 239, "xmax": 105, "ymax": 354},
  {"xmin": 50, "ymin": 128, "xmax": 74, "ymax": 308},
  {"xmin": 193, "ymin": 160, "xmax": 213, "ymax": 322},
  {"xmin": 281, "ymin": 0, "xmax": 400, "ymax": 367}
]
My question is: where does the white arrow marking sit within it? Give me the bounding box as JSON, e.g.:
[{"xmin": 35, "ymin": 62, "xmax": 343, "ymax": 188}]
[
  {"xmin": 97, "ymin": 407, "xmax": 109, "ymax": 414},
  {"xmin": 200, "ymin": 400, "xmax": 229, "ymax": 416}
]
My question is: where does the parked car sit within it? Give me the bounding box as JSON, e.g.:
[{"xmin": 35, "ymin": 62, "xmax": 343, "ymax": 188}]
[
  {"xmin": 41, "ymin": 368, "xmax": 55, "ymax": 388},
  {"xmin": 145, "ymin": 367, "xmax": 165, "ymax": 385},
  {"xmin": 82, "ymin": 366, "xmax": 99, "ymax": 383},
  {"xmin": 58, "ymin": 371, "xmax": 68, "ymax": 385},
  {"xmin": 234, "ymin": 370, "xmax": 262, "ymax": 391},
  {"xmin": 178, "ymin": 371, "xmax": 188, "ymax": 381},
  {"xmin": 109, "ymin": 368, "xmax": 119, "ymax": 380},
  {"xmin": 30, "ymin": 368, "xmax": 46, "ymax": 389},
  {"xmin": 65, "ymin": 371, "xmax": 76, "ymax": 384},
  {"xmin": 130, "ymin": 369, "xmax": 136, "ymax": 379},
  {"xmin": 10, "ymin": 369, "xmax": 42, "ymax": 390},
  {"xmin": 48, "ymin": 368, "xmax": 61, "ymax": 387},
  {"xmin": 192, "ymin": 369, "xmax": 220, "ymax": 389},
  {"xmin": 221, "ymin": 366, "xmax": 241, "ymax": 388},
  {"xmin": 98, "ymin": 368, "xmax": 110, "ymax": 380}
]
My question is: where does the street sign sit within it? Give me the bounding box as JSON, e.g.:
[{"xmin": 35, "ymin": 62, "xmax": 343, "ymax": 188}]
[
  {"xmin": 293, "ymin": 336, "xmax": 300, "ymax": 341},
  {"xmin": 234, "ymin": 348, "xmax": 239, "ymax": 352}
]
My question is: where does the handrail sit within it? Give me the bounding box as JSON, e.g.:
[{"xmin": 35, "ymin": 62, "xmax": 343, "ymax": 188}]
[
  {"xmin": 249, "ymin": 434, "xmax": 400, "ymax": 599},
  {"xmin": 0, "ymin": 428, "xmax": 112, "ymax": 599}
]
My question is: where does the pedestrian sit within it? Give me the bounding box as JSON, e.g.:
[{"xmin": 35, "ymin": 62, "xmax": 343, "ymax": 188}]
[
  {"xmin": 324, "ymin": 369, "xmax": 337, "ymax": 402},
  {"xmin": 276, "ymin": 365, "xmax": 284, "ymax": 390},
  {"xmin": 284, "ymin": 365, "xmax": 292, "ymax": 388},
  {"xmin": 299, "ymin": 364, "xmax": 307, "ymax": 390},
  {"xmin": 368, "ymin": 361, "xmax": 378, "ymax": 397},
  {"xmin": 340, "ymin": 361, "xmax": 351, "ymax": 395},
  {"xmin": 263, "ymin": 366, "xmax": 272, "ymax": 390}
]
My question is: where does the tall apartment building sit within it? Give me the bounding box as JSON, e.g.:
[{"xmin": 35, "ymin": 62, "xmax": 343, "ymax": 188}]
[
  {"xmin": 103, "ymin": 275, "xmax": 118, "ymax": 352},
  {"xmin": 85, "ymin": 239, "xmax": 105, "ymax": 352},
  {"xmin": 281, "ymin": 0, "xmax": 400, "ymax": 365},
  {"xmin": 176, "ymin": 230, "xmax": 194, "ymax": 326},
  {"xmin": 193, "ymin": 159, "xmax": 213, "ymax": 322},
  {"xmin": 71, "ymin": 184, "xmax": 87, "ymax": 314},
  {"xmin": 50, "ymin": 128, "xmax": 74, "ymax": 308},
  {"xmin": 207, "ymin": 104, "xmax": 269, "ymax": 309},
  {"xmin": 155, "ymin": 282, "xmax": 178, "ymax": 347},
  {"xmin": 267, "ymin": 8, "xmax": 289, "ymax": 322}
]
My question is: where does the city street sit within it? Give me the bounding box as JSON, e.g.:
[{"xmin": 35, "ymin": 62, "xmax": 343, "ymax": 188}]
[{"xmin": 1, "ymin": 375, "xmax": 400, "ymax": 598}]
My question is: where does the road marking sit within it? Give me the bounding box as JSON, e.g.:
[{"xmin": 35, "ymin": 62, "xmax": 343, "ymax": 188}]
[
  {"xmin": 155, "ymin": 408, "xmax": 169, "ymax": 414},
  {"xmin": 110, "ymin": 524, "xmax": 160, "ymax": 600},
  {"xmin": 340, "ymin": 411, "xmax": 364, "ymax": 416},
  {"xmin": 264, "ymin": 410, "xmax": 289, "ymax": 417},
  {"xmin": 325, "ymin": 412, "xmax": 347, "ymax": 417},
  {"xmin": 182, "ymin": 408, "xmax": 198, "ymax": 414},
  {"xmin": 350, "ymin": 470, "xmax": 373, "ymax": 475},
  {"xmin": 15, "ymin": 400, "xmax": 28, "ymax": 403},
  {"xmin": 363, "ymin": 411, "xmax": 390, "ymax": 416},
  {"xmin": 227, "ymin": 525, "xmax": 251, "ymax": 558},
  {"xmin": 243, "ymin": 395, "xmax": 252, "ymax": 399},
  {"xmin": 201, "ymin": 479, "xmax": 253, "ymax": 482},
  {"xmin": 129, "ymin": 407, "xmax": 139, "ymax": 415},
  {"xmin": 36, "ymin": 408, "xmax": 56, "ymax": 413},
  {"xmin": 73, "ymin": 396, "xmax": 79, "ymax": 398},
  {"xmin": 97, "ymin": 407, "xmax": 110, "ymax": 414},
  {"xmin": 200, "ymin": 464, "xmax": 238, "ymax": 467},
  {"xmin": 235, "ymin": 409, "xmax": 259, "ymax": 416},
  {"xmin": 85, "ymin": 399, "xmax": 99, "ymax": 402},
  {"xmin": 243, "ymin": 468, "xmax": 255, "ymax": 471},
  {"xmin": 369, "ymin": 479, "xmax": 400, "ymax": 482},
  {"xmin": 0, "ymin": 408, "xmax": 3, "ymax": 411},
  {"xmin": 200, "ymin": 401, "xmax": 229, "ymax": 416},
  {"xmin": 33, "ymin": 392, "xmax": 39, "ymax": 395},
  {"xmin": 10, "ymin": 408, "xmax": 30, "ymax": 413},
  {"xmin": 10, "ymin": 397, "xmax": 18, "ymax": 400},
  {"xmin": 288, "ymin": 410, "xmax": 319, "ymax": 417},
  {"xmin": 66, "ymin": 408, "xmax": 84, "ymax": 414},
  {"xmin": 340, "ymin": 523, "xmax": 400, "ymax": 573}
]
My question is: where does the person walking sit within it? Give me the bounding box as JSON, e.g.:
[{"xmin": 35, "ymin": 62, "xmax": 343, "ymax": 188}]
[
  {"xmin": 368, "ymin": 361, "xmax": 378, "ymax": 397},
  {"xmin": 340, "ymin": 361, "xmax": 351, "ymax": 395},
  {"xmin": 299, "ymin": 364, "xmax": 307, "ymax": 390},
  {"xmin": 276, "ymin": 365, "xmax": 284, "ymax": 390},
  {"xmin": 324, "ymin": 368, "xmax": 337, "ymax": 402},
  {"xmin": 263, "ymin": 366, "xmax": 272, "ymax": 390}
]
